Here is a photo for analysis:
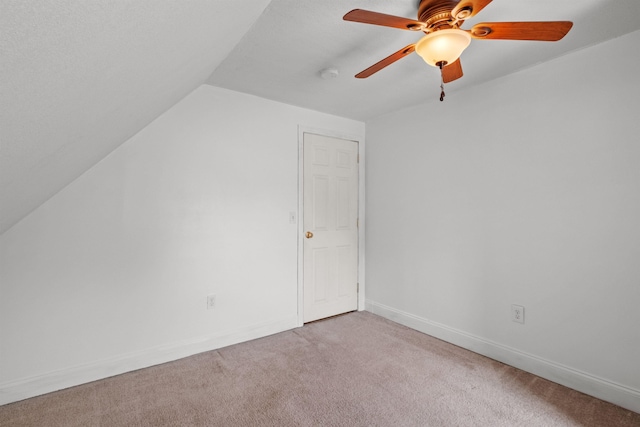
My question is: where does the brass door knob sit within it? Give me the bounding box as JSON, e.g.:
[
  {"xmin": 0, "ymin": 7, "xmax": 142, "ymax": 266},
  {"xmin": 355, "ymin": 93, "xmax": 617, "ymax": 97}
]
[{"xmin": 305, "ymin": 231, "xmax": 314, "ymax": 239}]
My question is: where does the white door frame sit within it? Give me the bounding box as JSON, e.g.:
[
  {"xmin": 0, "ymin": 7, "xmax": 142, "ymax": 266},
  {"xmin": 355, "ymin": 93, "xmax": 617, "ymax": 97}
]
[{"xmin": 297, "ymin": 126, "xmax": 365, "ymax": 327}]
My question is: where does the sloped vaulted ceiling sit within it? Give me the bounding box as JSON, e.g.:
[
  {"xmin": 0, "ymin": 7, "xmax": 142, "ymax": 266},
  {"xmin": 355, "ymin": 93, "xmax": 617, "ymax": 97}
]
[{"xmin": 0, "ymin": 0, "xmax": 270, "ymax": 234}]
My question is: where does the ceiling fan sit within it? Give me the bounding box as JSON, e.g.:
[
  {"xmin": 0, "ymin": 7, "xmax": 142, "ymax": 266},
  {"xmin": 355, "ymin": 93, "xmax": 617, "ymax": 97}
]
[{"xmin": 344, "ymin": 0, "xmax": 573, "ymax": 100}]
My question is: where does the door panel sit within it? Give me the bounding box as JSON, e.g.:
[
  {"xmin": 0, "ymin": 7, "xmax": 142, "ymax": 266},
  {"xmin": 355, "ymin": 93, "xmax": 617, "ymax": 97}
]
[
  {"xmin": 312, "ymin": 176, "xmax": 329, "ymax": 230},
  {"xmin": 303, "ymin": 133, "xmax": 358, "ymax": 323}
]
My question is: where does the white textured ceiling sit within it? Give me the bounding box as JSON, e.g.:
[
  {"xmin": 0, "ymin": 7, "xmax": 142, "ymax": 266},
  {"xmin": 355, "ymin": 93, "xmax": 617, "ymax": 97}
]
[
  {"xmin": 0, "ymin": 0, "xmax": 270, "ymax": 234},
  {"xmin": 2, "ymin": 0, "xmax": 640, "ymax": 235},
  {"xmin": 208, "ymin": 0, "xmax": 640, "ymax": 120}
]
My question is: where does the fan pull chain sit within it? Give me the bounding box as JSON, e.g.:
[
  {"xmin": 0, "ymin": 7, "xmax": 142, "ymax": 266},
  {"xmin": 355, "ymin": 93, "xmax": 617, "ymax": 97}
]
[{"xmin": 439, "ymin": 62, "xmax": 445, "ymax": 102}]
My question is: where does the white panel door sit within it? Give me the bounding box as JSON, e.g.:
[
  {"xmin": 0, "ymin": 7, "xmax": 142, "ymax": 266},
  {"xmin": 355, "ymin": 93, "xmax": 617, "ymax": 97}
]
[{"xmin": 303, "ymin": 133, "xmax": 358, "ymax": 323}]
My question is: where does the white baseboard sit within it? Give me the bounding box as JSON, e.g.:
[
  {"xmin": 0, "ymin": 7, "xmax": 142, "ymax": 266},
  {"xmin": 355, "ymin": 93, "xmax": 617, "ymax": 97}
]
[
  {"xmin": 366, "ymin": 299, "xmax": 640, "ymax": 414},
  {"xmin": 0, "ymin": 315, "xmax": 298, "ymax": 406}
]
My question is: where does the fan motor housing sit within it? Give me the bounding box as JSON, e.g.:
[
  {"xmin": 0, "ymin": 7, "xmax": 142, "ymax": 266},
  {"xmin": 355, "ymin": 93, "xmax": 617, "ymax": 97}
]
[{"xmin": 418, "ymin": 0, "xmax": 459, "ymax": 30}]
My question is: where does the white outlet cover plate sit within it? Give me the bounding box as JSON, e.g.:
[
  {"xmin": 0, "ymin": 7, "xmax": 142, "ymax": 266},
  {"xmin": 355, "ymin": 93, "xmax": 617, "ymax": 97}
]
[
  {"xmin": 511, "ymin": 304, "xmax": 525, "ymax": 324},
  {"xmin": 207, "ymin": 294, "xmax": 216, "ymax": 310}
]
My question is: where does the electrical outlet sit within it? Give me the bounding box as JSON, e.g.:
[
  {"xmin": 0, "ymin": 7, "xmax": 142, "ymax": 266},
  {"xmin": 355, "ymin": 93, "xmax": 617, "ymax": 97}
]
[
  {"xmin": 511, "ymin": 304, "xmax": 525, "ymax": 324},
  {"xmin": 207, "ymin": 294, "xmax": 216, "ymax": 310}
]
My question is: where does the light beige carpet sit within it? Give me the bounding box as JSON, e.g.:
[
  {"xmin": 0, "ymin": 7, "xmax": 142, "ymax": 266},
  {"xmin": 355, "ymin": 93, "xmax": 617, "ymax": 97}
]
[{"xmin": 1, "ymin": 311, "xmax": 638, "ymax": 426}]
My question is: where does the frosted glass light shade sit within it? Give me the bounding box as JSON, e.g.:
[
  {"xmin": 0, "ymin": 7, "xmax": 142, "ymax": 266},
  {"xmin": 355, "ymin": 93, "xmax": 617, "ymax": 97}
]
[{"xmin": 415, "ymin": 29, "xmax": 471, "ymax": 67}]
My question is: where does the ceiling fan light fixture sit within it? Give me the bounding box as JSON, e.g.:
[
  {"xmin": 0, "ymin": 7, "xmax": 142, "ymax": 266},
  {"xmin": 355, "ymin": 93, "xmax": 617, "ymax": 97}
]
[{"xmin": 415, "ymin": 29, "xmax": 471, "ymax": 67}]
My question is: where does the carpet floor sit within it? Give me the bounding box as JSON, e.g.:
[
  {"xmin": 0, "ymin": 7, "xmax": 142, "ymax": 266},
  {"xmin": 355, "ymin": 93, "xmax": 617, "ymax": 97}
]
[{"xmin": 1, "ymin": 311, "xmax": 639, "ymax": 426}]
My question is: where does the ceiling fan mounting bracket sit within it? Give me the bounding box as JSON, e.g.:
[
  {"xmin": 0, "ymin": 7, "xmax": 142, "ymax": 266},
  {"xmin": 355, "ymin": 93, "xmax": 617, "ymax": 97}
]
[
  {"xmin": 406, "ymin": 23, "xmax": 425, "ymax": 31},
  {"xmin": 471, "ymin": 26, "xmax": 492, "ymax": 37},
  {"xmin": 453, "ymin": 6, "xmax": 473, "ymax": 20}
]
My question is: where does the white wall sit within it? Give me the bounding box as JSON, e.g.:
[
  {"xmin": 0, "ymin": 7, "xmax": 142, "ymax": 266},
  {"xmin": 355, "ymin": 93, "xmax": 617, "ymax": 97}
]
[
  {"xmin": 0, "ymin": 85, "xmax": 364, "ymax": 404},
  {"xmin": 365, "ymin": 30, "xmax": 640, "ymax": 412}
]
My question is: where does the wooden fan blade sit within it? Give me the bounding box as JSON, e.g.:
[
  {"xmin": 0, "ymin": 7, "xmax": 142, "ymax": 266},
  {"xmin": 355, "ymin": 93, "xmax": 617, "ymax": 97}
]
[
  {"xmin": 344, "ymin": 9, "xmax": 425, "ymax": 31},
  {"xmin": 355, "ymin": 45, "xmax": 416, "ymax": 78},
  {"xmin": 442, "ymin": 59, "xmax": 463, "ymax": 83},
  {"xmin": 451, "ymin": 0, "xmax": 492, "ymax": 20},
  {"xmin": 470, "ymin": 21, "xmax": 573, "ymax": 41}
]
